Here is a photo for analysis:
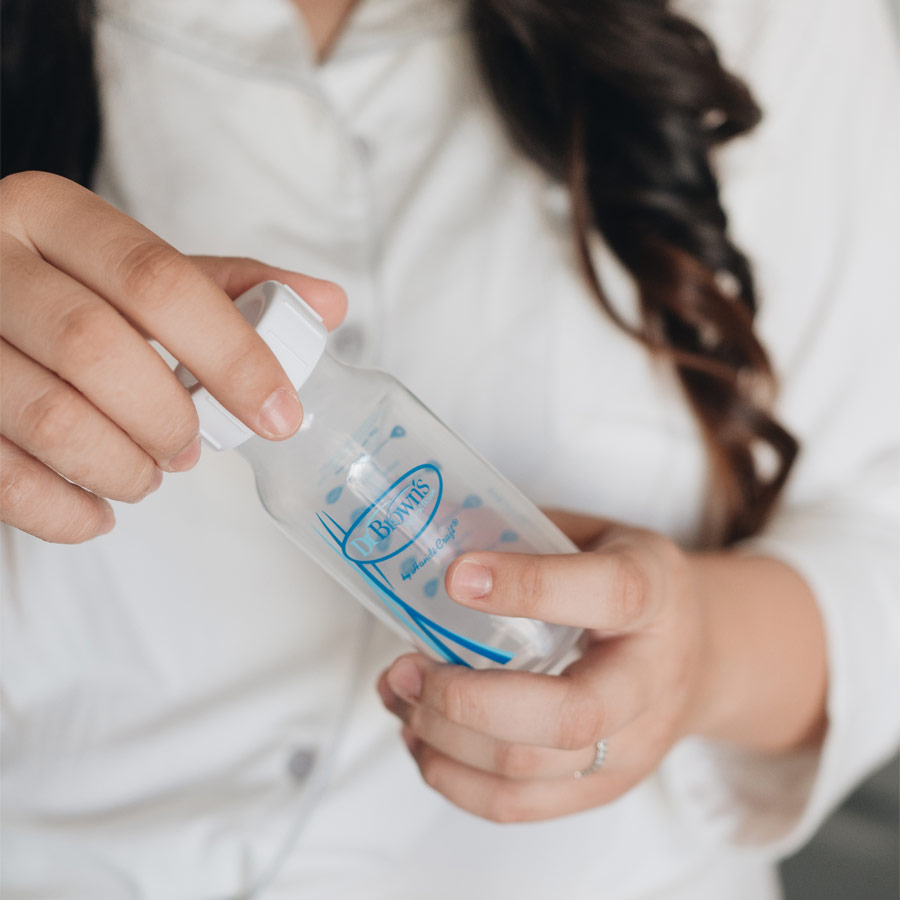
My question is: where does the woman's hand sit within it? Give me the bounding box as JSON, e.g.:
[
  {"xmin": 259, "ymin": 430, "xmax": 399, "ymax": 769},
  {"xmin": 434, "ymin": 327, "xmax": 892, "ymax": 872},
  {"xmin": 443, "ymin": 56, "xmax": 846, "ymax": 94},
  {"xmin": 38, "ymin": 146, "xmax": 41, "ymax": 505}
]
[
  {"xmin": 0, "ymin": 171, "xmax": 347, "ymax": 543},
  {"xmin": 378, "ymin": 520, "xmax": 705, "ymax": 822},
  {"xmin": 377, "ymin": 514, "xmax": 827, "ymax": 823}
]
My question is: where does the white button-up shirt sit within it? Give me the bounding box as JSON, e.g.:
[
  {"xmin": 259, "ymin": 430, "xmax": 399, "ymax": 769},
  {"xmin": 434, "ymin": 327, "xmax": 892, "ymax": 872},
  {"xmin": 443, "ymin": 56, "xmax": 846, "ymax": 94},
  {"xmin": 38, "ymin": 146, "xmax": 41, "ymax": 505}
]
[{"xmin": 2, "ymin": 0, "xmax": 897, "ymax": 897}]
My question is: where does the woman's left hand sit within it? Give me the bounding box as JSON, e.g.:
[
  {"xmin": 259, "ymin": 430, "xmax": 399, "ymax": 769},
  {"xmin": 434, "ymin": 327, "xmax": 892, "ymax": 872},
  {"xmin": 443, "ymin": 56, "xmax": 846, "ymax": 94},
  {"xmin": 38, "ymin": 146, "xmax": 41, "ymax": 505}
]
[{"xmin": 376, "ymin": 518, "xmax": 715, "ymax": 823}]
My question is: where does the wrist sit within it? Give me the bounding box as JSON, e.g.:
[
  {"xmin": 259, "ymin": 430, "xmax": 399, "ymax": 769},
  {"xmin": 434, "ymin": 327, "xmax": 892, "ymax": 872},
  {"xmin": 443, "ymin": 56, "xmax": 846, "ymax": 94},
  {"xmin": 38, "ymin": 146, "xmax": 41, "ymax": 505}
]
[
  {"xmin": 682, "ymin": 553, "xmax": 734, "ymax": 742},
  {"xmin": 682, "ymin": 552, "xmax": 828, "ymax": 753}
]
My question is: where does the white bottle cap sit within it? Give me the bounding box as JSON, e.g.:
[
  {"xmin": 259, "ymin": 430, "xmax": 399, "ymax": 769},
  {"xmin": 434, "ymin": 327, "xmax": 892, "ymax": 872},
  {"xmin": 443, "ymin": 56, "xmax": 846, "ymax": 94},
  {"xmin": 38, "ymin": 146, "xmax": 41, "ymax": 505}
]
[{"xmin": 176, "ymin": 281, "xmax": 327, "ymax": 451}]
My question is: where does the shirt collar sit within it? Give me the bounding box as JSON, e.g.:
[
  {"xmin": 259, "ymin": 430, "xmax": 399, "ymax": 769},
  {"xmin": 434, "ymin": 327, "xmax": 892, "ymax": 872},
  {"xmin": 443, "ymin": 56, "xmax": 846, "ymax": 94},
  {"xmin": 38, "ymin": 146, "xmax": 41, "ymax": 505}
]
[
  {"xmin": 326, "ymin": 0, "xmax": 463, "ymax": 65},
  {"xmin": 99, "ymin": 0, "xmax": 464, "ymax": 76}
]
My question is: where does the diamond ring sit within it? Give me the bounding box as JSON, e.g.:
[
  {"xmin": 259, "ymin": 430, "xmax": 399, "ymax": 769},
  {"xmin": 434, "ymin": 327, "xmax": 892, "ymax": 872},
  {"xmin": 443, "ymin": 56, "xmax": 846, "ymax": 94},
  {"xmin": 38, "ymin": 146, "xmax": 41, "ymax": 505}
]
[{"xmin": 574, "ymin": 739, "xmax": 608, "ymax": 779}]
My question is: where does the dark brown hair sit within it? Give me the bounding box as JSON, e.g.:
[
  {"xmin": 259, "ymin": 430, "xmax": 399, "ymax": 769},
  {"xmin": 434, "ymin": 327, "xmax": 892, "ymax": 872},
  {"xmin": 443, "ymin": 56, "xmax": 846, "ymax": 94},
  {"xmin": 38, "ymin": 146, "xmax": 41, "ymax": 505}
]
[
  {"xmin": 1, "ymin": 0, "xmax": 99, "ymax": 184},
  {"xmin": 470, "ymin": 0, "xmax": 798, "ymax": 543}
]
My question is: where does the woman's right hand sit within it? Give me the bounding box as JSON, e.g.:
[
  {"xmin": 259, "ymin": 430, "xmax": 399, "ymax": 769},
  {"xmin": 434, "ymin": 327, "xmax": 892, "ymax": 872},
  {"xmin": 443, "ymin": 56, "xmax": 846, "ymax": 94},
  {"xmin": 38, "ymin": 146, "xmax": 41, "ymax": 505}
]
[{"xmin": 0, "ymin": 172, "xmax": 347, "ymax": 543}]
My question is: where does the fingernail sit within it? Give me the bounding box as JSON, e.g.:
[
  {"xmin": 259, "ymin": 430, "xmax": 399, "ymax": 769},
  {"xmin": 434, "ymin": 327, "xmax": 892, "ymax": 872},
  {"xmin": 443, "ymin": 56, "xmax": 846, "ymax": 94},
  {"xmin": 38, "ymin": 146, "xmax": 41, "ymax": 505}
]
[
  {"xmin": 450, "ymin": 560, "xmax": 492, "ymax": 602},
  {"xmin": 97, "ymin": 502, "xmax": 116, "ymax": 535},
  {"xmin": 258, "ymin": 387, "xmax": 302, "ymax": 438},
  {"xmin": 388, "ymin": 659, "xmax": 422, "ymax": 703},
  {"xmin": 164, "ymin": 436, "xmax": 201, "ymax": 472}
]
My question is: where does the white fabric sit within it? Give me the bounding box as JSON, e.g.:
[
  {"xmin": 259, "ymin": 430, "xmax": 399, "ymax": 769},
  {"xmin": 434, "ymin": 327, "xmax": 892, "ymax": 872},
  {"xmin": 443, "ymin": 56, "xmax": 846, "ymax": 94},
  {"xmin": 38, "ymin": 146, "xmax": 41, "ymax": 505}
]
[{"xmin": 1, "ymin": 0, "xmax": 897, "ymax": 897}]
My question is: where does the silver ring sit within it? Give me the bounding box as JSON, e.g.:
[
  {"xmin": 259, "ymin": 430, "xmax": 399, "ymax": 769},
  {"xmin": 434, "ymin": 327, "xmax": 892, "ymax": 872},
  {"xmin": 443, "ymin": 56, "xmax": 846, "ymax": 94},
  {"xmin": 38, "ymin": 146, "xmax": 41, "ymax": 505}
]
[{"xmin": 574, "ymin": 739, "xmax": 608, "ymax": 779}]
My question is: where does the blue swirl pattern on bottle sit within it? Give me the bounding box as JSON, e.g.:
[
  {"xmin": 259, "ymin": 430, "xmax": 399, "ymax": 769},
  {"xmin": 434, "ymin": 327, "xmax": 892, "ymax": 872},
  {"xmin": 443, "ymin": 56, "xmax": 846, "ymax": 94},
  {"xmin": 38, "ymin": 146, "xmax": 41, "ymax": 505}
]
[{"xmin": 315, "ymin": 510, "xmax": 513, "ymax": 667}]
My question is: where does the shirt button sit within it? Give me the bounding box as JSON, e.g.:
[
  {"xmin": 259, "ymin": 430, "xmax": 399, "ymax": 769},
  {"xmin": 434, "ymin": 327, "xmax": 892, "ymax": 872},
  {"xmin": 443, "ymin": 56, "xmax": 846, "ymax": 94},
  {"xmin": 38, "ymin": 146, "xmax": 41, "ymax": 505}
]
[
  {"xmin": 287, "ymin": 747, "xmax": 317, "ymax": 782},
  {"xmin": 330, "ymin": 323, "xmax": 366, "ymax": 362}
]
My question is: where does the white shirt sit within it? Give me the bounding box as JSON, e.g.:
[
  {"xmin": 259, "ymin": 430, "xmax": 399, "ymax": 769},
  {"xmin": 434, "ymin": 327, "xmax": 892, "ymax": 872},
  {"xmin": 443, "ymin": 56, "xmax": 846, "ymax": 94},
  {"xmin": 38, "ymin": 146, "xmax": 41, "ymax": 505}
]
[{"xmin": 1, "ymin": 0, "xmax": 897, "ymax": 897}]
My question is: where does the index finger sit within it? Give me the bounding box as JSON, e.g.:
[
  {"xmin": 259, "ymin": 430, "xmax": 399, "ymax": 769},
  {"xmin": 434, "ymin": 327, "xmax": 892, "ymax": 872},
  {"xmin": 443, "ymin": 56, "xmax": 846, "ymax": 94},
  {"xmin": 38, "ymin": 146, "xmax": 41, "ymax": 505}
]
[{"xmin": 9, "ymin": 175, "xmax": 318, "ymax": 438}]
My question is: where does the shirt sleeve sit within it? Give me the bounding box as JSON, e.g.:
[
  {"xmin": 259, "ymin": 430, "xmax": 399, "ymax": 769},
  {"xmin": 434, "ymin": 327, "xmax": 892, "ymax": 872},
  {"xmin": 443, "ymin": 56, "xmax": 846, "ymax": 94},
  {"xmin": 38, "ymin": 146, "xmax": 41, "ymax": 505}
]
[{"xmin": 659, "ymin": 0, "xmax": 900, "ymax": 853}]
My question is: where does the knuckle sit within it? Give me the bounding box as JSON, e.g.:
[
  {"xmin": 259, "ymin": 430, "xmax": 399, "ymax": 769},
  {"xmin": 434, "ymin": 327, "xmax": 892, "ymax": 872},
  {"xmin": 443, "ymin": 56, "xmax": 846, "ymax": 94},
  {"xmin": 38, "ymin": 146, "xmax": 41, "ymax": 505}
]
[
  {"xmin": 216, "ymin": 334, "xmax": 268, "ymax": 390},
  {"xmin": 555, "ymin": 693, "xmax": 602, "ymax": 751},
  {"xmin": 0, "ymin": 455, "xmax": 41, "ymax": 522},
  {"xmin": 116, "ymin": 240, "xmax": 185, "ymax": 303},
  {"xmin": 494, "ymin": 741, "xmax": 540, "ymax": 779},
  {"xmin": 19, "ymin": 385, "xmax": 82, "ymax": 452},
  {"xmin": 55, "ymin": 301, "xmax": 116, "ymax": 371},
  {"xmin": 611, "ymin": 552, "xmax": 650, "ymax": 625},
  {"xmin": 515, "ymin": 557, "xmax": 548, "ymax": 615},
  {"xmin": 0, "ymin": 453, "xmax": 105, "ymax": 544},
  {"xmin": 440, "ymin": 676, "xmax": 480, "ymax": 728}
]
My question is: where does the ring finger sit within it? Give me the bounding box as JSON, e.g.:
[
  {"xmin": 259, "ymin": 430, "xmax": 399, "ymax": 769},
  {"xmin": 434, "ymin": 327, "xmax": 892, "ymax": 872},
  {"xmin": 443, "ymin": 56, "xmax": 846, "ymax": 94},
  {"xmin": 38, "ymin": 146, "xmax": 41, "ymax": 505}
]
[
  {"xmin": 405, "ymin": 740, "xmax": 627, "ymax": 824},
  {"xmin": 0, "ymin": 339, "xmax": 161, "ymax": 502},
  {"xmin": 401, "ymin": 703, "xmax": 681, "ymax": 824}
]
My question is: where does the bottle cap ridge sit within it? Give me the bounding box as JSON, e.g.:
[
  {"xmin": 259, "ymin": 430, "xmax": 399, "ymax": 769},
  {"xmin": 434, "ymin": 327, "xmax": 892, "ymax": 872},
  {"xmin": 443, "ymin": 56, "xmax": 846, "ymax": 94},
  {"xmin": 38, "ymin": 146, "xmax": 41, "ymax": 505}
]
[{"xmin": 178, "ymin": 281, "xmax": 328, "ymax": 450}]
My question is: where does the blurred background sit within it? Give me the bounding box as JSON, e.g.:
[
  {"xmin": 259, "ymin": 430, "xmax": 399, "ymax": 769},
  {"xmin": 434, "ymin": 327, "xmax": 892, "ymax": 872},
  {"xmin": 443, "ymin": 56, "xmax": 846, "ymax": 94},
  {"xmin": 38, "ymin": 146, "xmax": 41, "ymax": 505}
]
[
  {"xmin": 779, "ymin": 4, "xmax": 899, "ymax": 898},
  {"xmin": 781, "ymin": 756, "xmax": 899, "ymax": 899}
]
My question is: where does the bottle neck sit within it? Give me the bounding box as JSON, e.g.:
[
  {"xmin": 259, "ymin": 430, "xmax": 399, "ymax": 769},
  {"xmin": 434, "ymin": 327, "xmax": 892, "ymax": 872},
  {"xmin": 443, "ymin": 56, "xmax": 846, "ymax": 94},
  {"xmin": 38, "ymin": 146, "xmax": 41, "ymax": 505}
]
[
  {"xmin": 294, "ymin": 349, "xmax": 351, "ymax": 412},
  {"xmin": 236, "ymin": 349, "xmax": 382, "ymax": 475}
]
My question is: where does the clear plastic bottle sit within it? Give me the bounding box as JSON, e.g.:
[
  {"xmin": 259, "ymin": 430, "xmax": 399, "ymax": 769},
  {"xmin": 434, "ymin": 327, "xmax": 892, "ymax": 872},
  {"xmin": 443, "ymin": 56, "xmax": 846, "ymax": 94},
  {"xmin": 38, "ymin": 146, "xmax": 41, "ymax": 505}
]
[{"xmin": 182, "ymin": 282, "xmax": 582, "ymax": 673}]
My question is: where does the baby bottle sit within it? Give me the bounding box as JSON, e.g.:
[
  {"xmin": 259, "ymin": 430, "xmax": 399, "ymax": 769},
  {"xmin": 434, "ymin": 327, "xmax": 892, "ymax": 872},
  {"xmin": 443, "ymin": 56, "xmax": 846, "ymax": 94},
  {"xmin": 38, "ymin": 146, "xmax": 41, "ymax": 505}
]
[{"xmin": 179, "ymin": 282, "xmax": 582, "ymax": 673}]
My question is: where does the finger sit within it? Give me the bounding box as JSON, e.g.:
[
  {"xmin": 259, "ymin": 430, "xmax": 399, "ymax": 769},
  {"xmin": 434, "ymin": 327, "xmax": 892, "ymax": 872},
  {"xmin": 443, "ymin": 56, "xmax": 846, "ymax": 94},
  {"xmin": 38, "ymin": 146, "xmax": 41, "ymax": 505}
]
[
  {"xmin": 190, "ymin": 256, "xmax": 347, "ymax": 331},
  {"xmin": 445, "ymin": 542, "xmax": 661, "ymax": 632},
  {"xmin": 405, "ymin": 697, "xmax": 689, "ymax": 823},
  {"xmin": 0, "ymin": 436, "xmax": 115, "ymax": 543},
  {"xmin": 384, "ymin": 649, "xmax": 651, "ymax": 750},
  {"xmin": 402, "ymin": 683, "xmax": 688, "ymax": 822},
  {"xmin": 1, "ymin": 243, "xmax": 202, "ymax": 470},
  {"xmin": 541, "ymin": 508, "xmax": 617, "ymax": 550},
  {"xmin": 405, "ymin": 740, "xmax": 631, "ymax": 824},
  {"xmin": 0, "ymin": 340, "xmax": 163, "ymax": 502},
  {"xmin": 5, "ymin": 174, "xmax": 300, "ymax": 439},
  {"xmin": 377, "ymin": 673, "xmax": 592, "ymax": 779}
]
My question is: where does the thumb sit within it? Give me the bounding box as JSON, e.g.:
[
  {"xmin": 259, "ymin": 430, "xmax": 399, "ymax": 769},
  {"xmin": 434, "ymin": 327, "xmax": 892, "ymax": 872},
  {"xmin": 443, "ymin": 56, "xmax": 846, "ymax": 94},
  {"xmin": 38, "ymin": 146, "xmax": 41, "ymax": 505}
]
[
  {"xmin": 191, "ymin": 255, "xmax": 348, "ymax": 331},
  {"xmin": 445, "ymin": 545, "xmax": 654, "ymax": 633}
]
